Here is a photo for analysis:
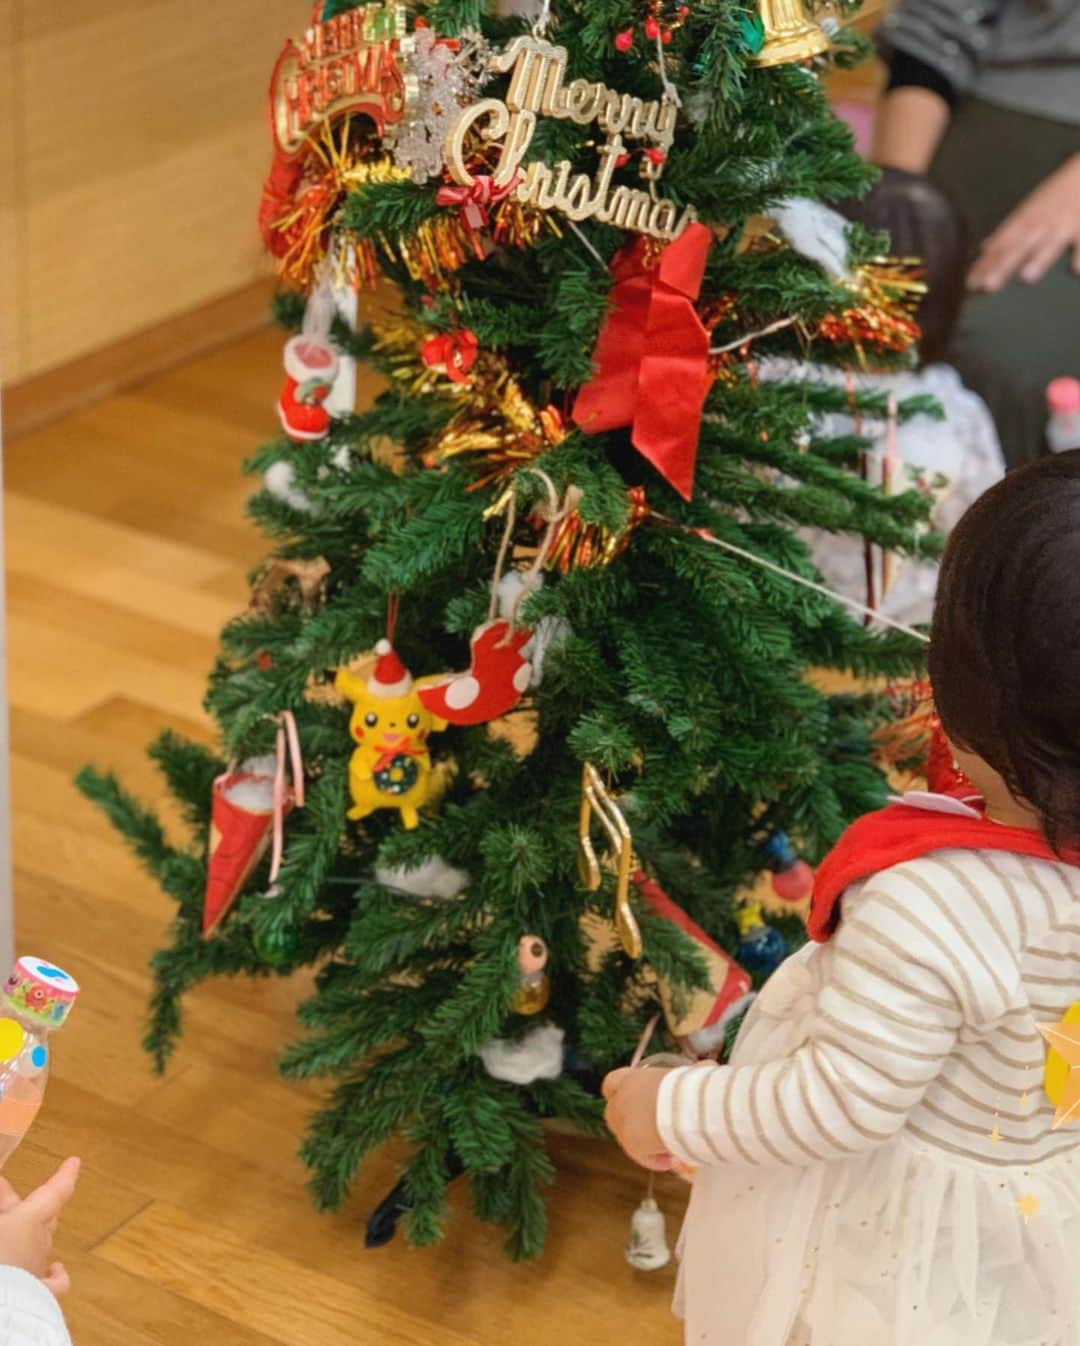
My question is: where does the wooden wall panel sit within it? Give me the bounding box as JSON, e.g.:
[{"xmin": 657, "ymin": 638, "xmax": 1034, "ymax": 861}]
[
  {"xmin": 0, "ymin": 0, "xmax": 23, "ymax": 384},
  {"xmin": 7, "ymin": 0, "xmax": 303, "ymax": 382}
]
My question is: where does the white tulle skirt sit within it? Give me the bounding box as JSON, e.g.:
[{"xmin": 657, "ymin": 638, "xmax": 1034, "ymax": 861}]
[{"xmin": 673, "ymin": 947, "xmax": 1080, "ymax": 1346}]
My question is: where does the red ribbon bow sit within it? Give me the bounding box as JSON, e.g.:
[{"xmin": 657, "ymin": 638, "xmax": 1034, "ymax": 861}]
[
  {"xmin": 421, "ymin": 329, "xmax": 479, "ymax": 384},
  {"xmin": 436, "ymin": 176, "xmax": 518, "ymax": 236},
  {"xmin": 372, "ymin": 737, "xmax": 426, "ymax": 774},
  {"xmin": 572, "ymin": 223, "xmax": 714, "ymax": 501}
]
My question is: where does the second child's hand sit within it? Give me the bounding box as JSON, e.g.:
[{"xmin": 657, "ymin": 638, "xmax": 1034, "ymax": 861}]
[{"xmin": 0, "ymin": 1157, "xmax": 80, "ymax": 1299}]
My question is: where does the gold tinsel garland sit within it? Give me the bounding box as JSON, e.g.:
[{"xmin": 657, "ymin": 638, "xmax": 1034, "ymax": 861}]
[
  {"xmin": 266, "ymin": 119, "xmax": 556, "ymax": 292},
  {"xmin": 372, "ymin": 316, "xmax": 568, "ymax": 491},
  {"xmin": 815, "ymin": 257, "xmax": 926, "ymax": 360}
]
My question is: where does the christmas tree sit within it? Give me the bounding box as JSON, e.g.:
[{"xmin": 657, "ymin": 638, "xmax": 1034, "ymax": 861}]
[{"xmin": 78, "ymin": 0, "xmax": 939, "ymax": 1258}]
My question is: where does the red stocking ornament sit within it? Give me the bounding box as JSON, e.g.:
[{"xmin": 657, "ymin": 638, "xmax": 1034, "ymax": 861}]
[{"xmin": 277, "ymin": 334, "xmax": 340, "ymax": 442}]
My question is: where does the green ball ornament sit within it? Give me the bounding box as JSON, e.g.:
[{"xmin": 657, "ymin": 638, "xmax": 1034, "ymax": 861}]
[{"xmin": 253, "ymin": 923, "xmax": 300, "ymax": 967}]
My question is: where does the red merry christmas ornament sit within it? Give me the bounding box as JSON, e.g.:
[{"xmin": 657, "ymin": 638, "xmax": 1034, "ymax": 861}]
[
  {"xmin": 417, "ymin": 620, "xmax": 533, "ymax": 726},
  {"xmin": 277, "ymin": 335, "xmax": 339, "ymax": 442}
]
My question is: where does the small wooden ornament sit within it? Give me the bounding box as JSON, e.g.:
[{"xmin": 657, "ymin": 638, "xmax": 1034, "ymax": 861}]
[{"xmin": 512, "ymin": 935, "xmax": 551, "ymax": 1015}]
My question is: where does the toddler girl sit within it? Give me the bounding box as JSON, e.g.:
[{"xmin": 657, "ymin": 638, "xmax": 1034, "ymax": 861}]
[{"xmin": 605, "ymin": 450, "xmax": 1080, "ymax": 1346}]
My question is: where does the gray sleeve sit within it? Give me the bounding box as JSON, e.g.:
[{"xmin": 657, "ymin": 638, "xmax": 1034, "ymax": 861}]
[{"xmin": 876, "ymin": 0, "xmax": 1003, "ymax": 97}]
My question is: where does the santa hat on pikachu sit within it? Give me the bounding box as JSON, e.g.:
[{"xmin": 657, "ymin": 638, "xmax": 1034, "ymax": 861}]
[{"xmin": 368, "ymin": 640, "xmax": 412, "ymax": 698}]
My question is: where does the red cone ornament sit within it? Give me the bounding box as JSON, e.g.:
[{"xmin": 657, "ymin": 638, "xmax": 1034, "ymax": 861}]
[
  {"xmin": 417, "ymin": 620, "xmax": 533, "ymax": 726},
  {"xmin": 203, "ymin": 760, "xmax": 295, "ymax": 936}
]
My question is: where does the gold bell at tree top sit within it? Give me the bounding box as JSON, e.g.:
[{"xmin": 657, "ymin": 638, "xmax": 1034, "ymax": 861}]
[{"xmin": 754, "ymin": 0, "xmax": 829, "ymax": 66}]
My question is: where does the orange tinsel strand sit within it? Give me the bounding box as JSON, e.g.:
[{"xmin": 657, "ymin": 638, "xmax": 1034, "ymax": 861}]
[{"xmin": 266, "ymin": 121, "xmax": 403, "ymax": 288}]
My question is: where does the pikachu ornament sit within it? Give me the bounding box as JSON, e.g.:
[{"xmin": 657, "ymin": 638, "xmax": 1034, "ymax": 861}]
[{"xmin": 336, "ymin": 641, "xmax": 448, "ymax": 829}]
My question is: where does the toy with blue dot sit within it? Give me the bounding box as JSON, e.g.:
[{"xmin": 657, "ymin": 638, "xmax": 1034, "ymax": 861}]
[{"xmin": 0, "ymin": 956, "xmax": 79, "ymax": 1166}]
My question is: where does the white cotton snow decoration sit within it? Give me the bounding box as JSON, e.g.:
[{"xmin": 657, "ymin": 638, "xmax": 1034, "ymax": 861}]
[
  {"xmin": 264, "ymin": 460, "xmax": 314, "ymax": 513},
  {"xmin": 480, "ymin": 1024, "xmax": 565, "ymax": 1085},
  {"xmin": 375, "ymin": 855, "xmax": 470, "ymax": 901},
  {"xmin": 222, "ymin": 756, "xmax": 278, "ymax": 811},
  {"xmin": 496, "ymin": 571, "xmax": 571, "ymax": 687},
  {"xmin": 770, "ymin": 197, "xmax": 853, "ymax": 281}
]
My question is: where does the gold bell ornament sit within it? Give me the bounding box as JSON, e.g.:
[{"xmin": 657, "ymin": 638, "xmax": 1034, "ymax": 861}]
[{"xmin": 754, "ymin": 0, "xmax": 828, "ymax": 67}]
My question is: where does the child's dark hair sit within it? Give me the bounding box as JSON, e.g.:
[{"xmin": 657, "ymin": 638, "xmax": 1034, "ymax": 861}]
[{"xmin": 929, "ymin": 450, "xmax": 1080, "ymax": 848}]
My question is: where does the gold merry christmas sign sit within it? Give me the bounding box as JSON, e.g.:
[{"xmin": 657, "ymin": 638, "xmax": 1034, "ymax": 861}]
[{"xmin": 445, "ymin": 35, "xmax": 697, "ymax": 242}]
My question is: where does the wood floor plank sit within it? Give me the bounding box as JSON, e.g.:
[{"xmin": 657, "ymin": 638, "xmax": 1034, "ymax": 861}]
[
  {"xmin": 98, "ymin": 1201, "xmax": 485, "ymax": 1346},
  {"xmin": 65, "ymin": 1248, "xmax": 286, "ymax": 1346}
]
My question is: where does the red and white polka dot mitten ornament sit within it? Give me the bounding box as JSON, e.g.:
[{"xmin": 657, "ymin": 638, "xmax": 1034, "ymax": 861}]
[
  {"xmin": 417, "ymin": 467, "xmax": 571, "ymax": 727},
  {"xmin": 417, "ymin": 620, "xmax": 533, "ymax": 725}
]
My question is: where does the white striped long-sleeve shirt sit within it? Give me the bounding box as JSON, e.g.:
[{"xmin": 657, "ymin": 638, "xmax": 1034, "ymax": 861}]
[{"xmin": 657, "ymin": 849, "xmax": 1080, "ymax": 1170}]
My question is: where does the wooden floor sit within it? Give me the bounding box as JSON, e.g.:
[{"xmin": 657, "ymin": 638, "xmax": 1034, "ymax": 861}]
[{"xmin": 3, "ymin": 327, "xmax": 690, "ymax": 1345}]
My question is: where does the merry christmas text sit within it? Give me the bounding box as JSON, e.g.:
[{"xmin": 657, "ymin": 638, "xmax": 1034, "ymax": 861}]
[{"xmin": 446, "ymin": 36, "xmax": 697, "ymax": 242}]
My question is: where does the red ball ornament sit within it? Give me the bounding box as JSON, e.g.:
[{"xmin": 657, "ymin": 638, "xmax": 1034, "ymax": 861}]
[
  {"xmin": 662, "ymin": 28, "xmax": 673, "ymax": 43},
  {"xmin": 644, "ymin": 15, "xmax": 661, "ymax": 39},
  {"xmin": 679, "ymin": 4, "xmax": 690, "ymax": 14},
  {"xmin": 771, "ymin": 859, "xmax": 814, "ymax": 904},
  {"xmin": 614, "ymin": 27, "xmax": 635, "ymax": 50}
]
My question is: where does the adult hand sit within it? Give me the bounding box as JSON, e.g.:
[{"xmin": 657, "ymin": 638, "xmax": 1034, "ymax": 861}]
[
  {"xmin": 0, "ymin": 1157, "xmax": 80, "ymax": 1298},
  {"xmin": 602, "ymin": 1068, "xmax": 674, "ymax": 1171},
  {"xmin": 968, "ymin": 153, "xmax": 1080, "ymax": 292}
]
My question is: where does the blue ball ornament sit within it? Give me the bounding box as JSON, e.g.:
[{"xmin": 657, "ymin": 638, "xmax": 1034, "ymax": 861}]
[{"xmin": 737, "ymin": 922, "xmax": 787, "ymax": 974}]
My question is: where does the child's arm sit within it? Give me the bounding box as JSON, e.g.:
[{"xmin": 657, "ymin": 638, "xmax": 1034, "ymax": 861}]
[{"xmin": 610, "ymin": 865, "xmax": 1015, "ymax": 1171}]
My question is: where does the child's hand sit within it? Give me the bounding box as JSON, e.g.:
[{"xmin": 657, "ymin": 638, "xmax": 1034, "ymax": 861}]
[
  {"xmin": 602, "ymin": 1067, "xmax": 675, "ymax": 1171},
  {"xmin": 0, "ymin": 1157, "xmax": 80, "ymax": 1298}
]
